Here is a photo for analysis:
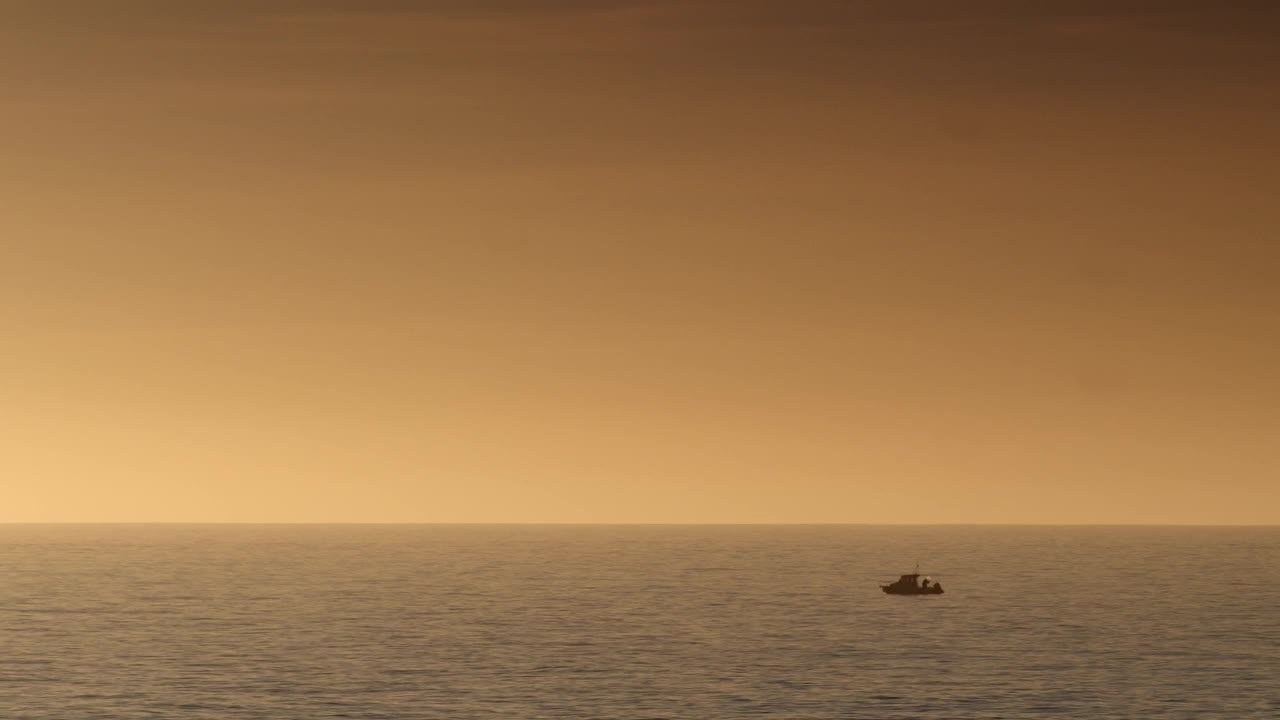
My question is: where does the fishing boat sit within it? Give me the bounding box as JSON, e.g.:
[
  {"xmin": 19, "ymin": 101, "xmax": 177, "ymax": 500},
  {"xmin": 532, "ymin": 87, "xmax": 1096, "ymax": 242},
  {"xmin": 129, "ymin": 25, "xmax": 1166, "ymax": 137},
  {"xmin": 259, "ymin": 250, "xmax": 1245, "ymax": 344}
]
[{"xmin": 881, "ymin": 566, "xmax": 944, "ymax": 595}]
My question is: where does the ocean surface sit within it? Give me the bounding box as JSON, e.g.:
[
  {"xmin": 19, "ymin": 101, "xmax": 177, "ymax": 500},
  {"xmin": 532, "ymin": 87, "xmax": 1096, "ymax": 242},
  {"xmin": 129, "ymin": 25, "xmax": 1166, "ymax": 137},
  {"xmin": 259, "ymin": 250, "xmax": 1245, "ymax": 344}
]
[{"xmin": 1, "ymin": 524, "xmax": 1277, "ymax": 719}]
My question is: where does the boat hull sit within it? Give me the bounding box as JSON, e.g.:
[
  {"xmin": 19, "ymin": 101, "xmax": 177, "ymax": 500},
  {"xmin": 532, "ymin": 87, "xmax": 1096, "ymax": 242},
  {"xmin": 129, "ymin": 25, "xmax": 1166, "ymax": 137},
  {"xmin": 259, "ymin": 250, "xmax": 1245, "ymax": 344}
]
[{"xmin": 881, "ymin": 585, "xmax": 944, "ymax": 595}]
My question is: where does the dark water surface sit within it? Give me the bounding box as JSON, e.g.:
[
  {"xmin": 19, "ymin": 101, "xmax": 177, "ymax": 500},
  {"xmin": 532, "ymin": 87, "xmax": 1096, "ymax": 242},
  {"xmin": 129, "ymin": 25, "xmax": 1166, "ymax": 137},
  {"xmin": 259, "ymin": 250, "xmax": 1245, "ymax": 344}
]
[{"xmin": 1, "ymin": 525, "xmax": 1277, "ymax": 718}]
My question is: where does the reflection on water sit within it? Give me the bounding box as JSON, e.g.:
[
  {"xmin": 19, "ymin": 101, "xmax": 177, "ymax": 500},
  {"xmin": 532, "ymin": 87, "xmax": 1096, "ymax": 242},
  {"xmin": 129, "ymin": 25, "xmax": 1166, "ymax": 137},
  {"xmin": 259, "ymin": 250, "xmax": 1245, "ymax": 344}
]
[{"xmin": 1, "ymin": 524, "xmax": 1277, "ymax": 718}]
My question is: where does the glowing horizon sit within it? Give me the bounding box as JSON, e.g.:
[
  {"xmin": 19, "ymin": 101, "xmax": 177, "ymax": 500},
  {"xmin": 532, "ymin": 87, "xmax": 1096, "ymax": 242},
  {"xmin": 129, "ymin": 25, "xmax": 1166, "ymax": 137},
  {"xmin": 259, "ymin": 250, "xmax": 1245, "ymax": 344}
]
[{"xmin": 4, "ymin": 1, "xmax": 1278, "ymax": 524}]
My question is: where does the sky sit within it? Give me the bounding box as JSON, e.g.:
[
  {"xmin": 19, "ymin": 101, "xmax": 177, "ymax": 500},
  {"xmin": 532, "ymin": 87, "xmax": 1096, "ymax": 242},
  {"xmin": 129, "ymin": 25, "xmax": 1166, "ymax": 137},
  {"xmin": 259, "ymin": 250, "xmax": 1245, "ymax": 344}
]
[{"xmin": 3, "ymin": 1, "xmax": 1278, "ymax": 524}]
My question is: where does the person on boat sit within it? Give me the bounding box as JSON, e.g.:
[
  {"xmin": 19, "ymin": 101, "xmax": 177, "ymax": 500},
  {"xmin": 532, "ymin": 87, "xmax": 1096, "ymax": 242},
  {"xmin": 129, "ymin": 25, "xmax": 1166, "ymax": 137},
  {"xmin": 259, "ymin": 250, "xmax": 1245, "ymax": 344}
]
[{"xmin": 921, "ymin": 577, "xmax": 931, "ymax": 590}]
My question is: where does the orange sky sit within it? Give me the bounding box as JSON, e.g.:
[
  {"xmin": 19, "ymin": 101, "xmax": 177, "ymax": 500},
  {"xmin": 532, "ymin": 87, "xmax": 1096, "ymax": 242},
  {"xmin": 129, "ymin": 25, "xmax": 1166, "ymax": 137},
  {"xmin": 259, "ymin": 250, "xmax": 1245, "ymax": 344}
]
[{"xmin": 3, "ymin": 1, "xmax": 1278, "ymax": 523}]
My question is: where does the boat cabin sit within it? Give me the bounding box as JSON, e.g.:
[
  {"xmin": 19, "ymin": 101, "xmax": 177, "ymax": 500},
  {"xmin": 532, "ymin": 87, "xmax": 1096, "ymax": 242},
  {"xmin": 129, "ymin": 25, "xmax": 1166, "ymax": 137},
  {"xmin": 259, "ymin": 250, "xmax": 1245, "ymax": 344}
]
[{"xmin": 881, "ymin": 571, "xmax": 944, "ymax": 595}]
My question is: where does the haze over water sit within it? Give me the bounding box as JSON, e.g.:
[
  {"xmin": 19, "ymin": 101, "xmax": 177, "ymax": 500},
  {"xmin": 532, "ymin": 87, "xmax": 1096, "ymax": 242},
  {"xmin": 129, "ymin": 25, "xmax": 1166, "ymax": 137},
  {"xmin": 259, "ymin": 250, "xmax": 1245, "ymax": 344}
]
[
  {"xmin": 3, "ymin": 524, "xmax": 1277, "ymax": 718},
  {"xmin": 6, "ymin": 1, "xmax": 1279, "ymax": 526}
]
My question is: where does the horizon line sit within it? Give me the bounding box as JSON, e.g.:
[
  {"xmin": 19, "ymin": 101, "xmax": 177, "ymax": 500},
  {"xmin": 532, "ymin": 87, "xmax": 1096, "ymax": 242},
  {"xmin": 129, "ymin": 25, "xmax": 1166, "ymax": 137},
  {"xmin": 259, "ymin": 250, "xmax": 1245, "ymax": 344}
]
[{"xmin": 2, "ymin": 521, "xmax": 1277, "ymax": 528}]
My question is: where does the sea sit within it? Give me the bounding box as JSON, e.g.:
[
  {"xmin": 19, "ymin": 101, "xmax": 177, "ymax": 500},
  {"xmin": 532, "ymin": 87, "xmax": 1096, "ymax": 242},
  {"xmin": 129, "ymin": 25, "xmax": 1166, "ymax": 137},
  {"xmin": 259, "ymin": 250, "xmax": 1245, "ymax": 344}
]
[{"xmin": 1, "ymin": 524, "xmax": 1276, "ymax": 719}]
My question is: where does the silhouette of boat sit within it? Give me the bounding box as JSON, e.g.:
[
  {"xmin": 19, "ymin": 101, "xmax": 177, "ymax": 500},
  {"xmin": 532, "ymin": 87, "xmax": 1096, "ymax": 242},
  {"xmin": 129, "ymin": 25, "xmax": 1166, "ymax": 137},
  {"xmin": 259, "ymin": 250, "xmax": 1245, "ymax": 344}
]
[{"xmin": 881, "ymin": 566, "xmax": 944, "ymax": 595}]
